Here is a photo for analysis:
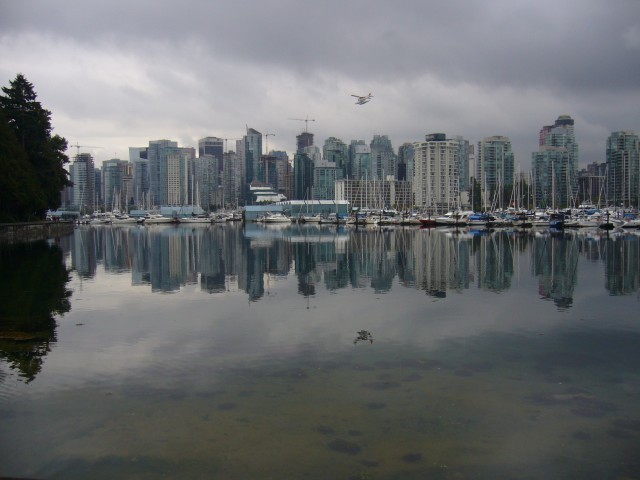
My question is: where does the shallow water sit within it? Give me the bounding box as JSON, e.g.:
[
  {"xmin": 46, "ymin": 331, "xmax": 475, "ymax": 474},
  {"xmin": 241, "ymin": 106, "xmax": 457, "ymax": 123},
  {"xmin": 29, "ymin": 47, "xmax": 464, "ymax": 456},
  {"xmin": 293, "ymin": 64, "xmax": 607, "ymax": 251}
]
[{"xmin": 1, "ymin": 224, "xmax": 639, "ymax": 479}]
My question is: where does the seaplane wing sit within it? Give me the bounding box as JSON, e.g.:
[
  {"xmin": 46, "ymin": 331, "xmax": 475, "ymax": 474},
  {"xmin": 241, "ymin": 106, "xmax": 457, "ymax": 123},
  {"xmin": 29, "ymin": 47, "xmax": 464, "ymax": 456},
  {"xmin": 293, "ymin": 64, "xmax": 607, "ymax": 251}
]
[{"xmin": 351, "ymin": 93, "xmax": 373, "ymax": 105}]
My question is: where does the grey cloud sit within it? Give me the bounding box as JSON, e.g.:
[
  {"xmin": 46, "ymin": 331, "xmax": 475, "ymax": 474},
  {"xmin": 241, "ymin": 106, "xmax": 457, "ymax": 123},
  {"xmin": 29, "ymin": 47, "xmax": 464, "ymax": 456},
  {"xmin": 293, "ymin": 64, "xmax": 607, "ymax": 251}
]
[{"xmin": 1, "ymin": 0, "xmax": 638, "ymax": 166}]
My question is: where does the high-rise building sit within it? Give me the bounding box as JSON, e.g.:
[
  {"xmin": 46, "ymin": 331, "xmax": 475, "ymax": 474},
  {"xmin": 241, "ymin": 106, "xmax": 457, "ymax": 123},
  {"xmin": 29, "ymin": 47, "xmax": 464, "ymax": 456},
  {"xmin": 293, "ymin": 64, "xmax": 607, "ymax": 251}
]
[
  {"xmin": 578, "ymin": 162, "xmax": 606, "ymax": 205},
  {"xmin": 349, "ymin": 140, "xmax": 372, "ymax": 180},
  {"xmin": 147, "ymin": 139, "xmax": 195, "ymax": 206},
  {"xmin": 312, "ymin": 159, "xmax": 339, "ymax": 200},
  {"xmin": 453, "ymin": 136, "xmax": 471, "ymax": 193},
  {"xmin": 195, "ymin": 155, "xmax": 219, "ymax": 209},
  {"xmin": 102, "ymin": 158, "xmax": 132, "ymax": 211},
  {"xmin": 296, "ymin": 132, "xmax": 313, "ymax": 153},
  {"xmin": 243, "ymin": 128, "xmax": 262, "ymax": 200},
  {"xmin": 397, "ymin": 143, "xmax": 415, "ymax": 182},
  {"xmin": 323, "ymin": 137, "xmax": 348, "ymax": 179},
  {"xmin": 370, "ymin": 135, "xmax": 396, "ymax": 180},
  {"xmin": 223, "ymin": 151, "xmax": 240, "ymax": 208},
  {"xmin": 477, "ymin": 136, "xmax": 514, "ymax": 210},
  {"xmin": 69, "ymin": 153, "xmax": 95, "ymax": 212},
  {"xmin": 198, "ymin": 137, "xmax": 224, "ymax": 175},
  {"xmin": 129, "ymin": 147, "xmax": 149, "ymax": 208},
  {"xmin": 293, "ymin": 152, "xmax": 314, "ymax": 200},
  {"xmin": 531, "ymin": 115, "xmax": 579, "ymax": 208},
  {"xmin": 606, "ymin": 131, "xmax": 640, "ymax": 208},
  {"xmin": 413, "ymin": 133, "xmax": 461, "ymax": 212}
]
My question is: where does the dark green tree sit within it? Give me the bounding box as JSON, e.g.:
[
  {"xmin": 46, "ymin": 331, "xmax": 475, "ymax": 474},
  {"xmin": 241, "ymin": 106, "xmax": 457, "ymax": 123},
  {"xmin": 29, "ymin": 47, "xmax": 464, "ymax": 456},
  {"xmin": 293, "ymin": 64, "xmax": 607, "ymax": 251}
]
[
  {"xmin": 0, "ymin": 74, "xmax": 71, "ymax": 219},
  {"xmin": 0, "ymin": 109, "xmax": 47, "ymax": 221}
]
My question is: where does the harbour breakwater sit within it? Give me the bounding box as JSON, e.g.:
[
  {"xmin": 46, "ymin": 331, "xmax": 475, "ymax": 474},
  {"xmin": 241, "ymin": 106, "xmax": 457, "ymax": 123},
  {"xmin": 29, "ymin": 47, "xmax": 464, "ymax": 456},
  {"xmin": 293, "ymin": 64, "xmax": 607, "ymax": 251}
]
[{"xmin": 0, "ymin": 221, "xmax": 75, "ymax": 244}]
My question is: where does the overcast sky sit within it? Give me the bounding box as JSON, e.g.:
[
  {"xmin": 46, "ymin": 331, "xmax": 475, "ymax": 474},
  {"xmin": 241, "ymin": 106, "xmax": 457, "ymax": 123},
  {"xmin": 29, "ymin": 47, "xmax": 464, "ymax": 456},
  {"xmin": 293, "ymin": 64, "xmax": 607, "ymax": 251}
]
[{"xmin": 1, "ymin": 0, "xmax": 639, "ymax": 169}]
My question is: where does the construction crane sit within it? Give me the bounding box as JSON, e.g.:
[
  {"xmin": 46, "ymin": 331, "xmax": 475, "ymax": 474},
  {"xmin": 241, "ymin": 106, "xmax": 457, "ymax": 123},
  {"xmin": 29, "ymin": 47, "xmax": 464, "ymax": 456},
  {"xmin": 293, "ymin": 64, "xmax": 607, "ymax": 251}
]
[
  {"xmin": 264, "ymin": 133, "xmax": 275, "ymax": 155},
  {"xmin": 288, "ymin": 116, "xmax": 315, "ymax": 133},
  {"xmin": 68, "ymin": 142, "xmax": 103, "ymax": 158}
]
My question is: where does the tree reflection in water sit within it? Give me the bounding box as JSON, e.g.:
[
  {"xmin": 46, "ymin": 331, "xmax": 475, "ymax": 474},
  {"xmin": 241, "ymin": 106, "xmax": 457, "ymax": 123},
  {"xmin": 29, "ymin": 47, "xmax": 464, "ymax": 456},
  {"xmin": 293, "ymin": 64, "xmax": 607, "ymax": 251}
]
[{"xmin": 0, "ymin": 240, "xmax": 71, "ymax": 382}]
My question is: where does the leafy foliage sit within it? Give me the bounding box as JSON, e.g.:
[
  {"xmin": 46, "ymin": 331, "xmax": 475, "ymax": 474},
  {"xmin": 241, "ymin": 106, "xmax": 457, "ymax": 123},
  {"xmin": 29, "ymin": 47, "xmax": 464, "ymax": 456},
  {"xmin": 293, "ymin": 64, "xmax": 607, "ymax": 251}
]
[{"xmin": 0, "ymin": 73, "xmax": 71, "ymax": 221}]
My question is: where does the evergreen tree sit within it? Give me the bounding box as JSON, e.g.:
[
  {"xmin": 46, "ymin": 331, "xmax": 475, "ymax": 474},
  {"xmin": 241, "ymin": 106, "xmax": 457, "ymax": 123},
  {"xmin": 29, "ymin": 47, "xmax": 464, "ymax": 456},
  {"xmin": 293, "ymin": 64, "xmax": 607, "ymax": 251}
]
[
  {"xmin": 0, "ymin": 109, "xmax": 47, "ymax": 221},
  {"xmin": 0, "ymin": 73, "xmax": 71, "ymax": 219}
]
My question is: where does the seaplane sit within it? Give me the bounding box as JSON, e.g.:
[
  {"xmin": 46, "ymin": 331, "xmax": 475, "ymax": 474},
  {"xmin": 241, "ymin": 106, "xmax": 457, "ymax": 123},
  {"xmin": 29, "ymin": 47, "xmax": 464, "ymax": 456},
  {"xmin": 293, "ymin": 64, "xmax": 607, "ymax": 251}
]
[{"xmin": 351, "ymin": 92, "xmax": 373, "ymax": 105}]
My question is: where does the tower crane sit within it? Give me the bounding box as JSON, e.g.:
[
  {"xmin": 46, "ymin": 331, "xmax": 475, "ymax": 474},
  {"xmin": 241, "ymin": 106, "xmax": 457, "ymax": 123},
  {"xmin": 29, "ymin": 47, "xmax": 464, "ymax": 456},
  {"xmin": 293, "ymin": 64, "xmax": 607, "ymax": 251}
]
[
  {"xmin": 68, "ymin": 142, "xmax": 103, "ymax": 158},
  {"xmin": 288, "ymin": 116, "xmax": 315, "ymax": 133},
  {"xmin": 264, "ymin": 133, "xmax": 275, "ymax": 155}
]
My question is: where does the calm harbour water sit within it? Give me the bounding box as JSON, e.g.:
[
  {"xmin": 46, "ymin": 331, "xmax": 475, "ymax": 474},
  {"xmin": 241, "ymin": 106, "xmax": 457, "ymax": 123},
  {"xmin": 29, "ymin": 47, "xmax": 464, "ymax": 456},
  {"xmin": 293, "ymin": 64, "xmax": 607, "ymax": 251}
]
[{"xmin": 1, "ymin": 223, "xmax": 639, "ymax": 479}]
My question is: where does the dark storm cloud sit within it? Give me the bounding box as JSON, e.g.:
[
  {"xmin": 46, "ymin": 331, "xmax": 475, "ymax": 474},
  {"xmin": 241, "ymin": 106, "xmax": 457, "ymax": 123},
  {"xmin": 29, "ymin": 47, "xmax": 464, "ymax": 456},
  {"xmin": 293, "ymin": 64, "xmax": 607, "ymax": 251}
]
[
  {"xmin": 4, "ymin": 0, "xmax": 638, "ymax": 91},
  {"xmin": 1, "ymin": 0, "xmax": 638, "ymax": 165}
]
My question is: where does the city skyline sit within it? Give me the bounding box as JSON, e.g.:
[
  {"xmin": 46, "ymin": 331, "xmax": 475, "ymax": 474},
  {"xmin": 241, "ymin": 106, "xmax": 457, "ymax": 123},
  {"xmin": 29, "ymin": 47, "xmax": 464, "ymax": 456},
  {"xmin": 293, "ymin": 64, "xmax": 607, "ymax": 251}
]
[{"xmin": 1, "ymin": 1, "xmax": 639, "ymax": 169}]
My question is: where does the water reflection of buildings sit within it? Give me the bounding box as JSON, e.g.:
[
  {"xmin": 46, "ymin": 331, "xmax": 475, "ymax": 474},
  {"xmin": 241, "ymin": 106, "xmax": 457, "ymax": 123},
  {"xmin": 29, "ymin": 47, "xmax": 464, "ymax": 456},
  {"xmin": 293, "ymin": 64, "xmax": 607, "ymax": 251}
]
[
  {"xmin": 66, "ymin": 225, "xmax": 640, "ymax": 305},
  {"xmin": 532, "ymin": 231, "xmax": 579, "ymax": 309},
  {"xmin": 603, "ymin": 232, "xmax": 640, "ymax": 295}
]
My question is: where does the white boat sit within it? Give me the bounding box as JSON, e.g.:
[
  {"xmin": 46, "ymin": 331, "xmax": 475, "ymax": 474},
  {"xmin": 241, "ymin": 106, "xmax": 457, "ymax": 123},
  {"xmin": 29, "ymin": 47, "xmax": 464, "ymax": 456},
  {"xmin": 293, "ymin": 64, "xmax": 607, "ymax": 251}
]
[
  {"xmin": 261, "ymin": 212, "xmax": 292, "ymax": 223},
  {"xmin": 319, "ymin": 213, "xmax": 347, "ymax": 224},
  {"xmin": 143, "ymin": 214, "xmax": 174, "ymax": 224},
  {"xmin": 178, "ymin": 215, "xmax": 212, "ymax": 224},
  {"xmin": 298, "ymin": 214, "xmax": 322, "ymax": 223},
  {"xmin": 112, "ymin": 214, "xmax": 138, "ymax": 225},
  {"xmin": 435, "ymin": 211, "xmax": 472, "ymax": 226}
]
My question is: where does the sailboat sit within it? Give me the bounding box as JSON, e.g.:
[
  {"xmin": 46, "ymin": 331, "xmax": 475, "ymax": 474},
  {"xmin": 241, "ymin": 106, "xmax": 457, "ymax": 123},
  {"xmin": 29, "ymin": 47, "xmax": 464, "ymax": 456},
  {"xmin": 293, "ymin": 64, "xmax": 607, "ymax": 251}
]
[{"xmin": 178, "ymin": 182, "xmax": 213, "ymax": 224}]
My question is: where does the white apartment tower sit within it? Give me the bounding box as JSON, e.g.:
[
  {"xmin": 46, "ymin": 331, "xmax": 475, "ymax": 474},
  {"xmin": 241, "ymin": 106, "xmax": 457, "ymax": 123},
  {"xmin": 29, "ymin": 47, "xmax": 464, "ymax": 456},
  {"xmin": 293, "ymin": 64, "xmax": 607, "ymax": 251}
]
[{"xmin": 413, "ymin": 133, "xmax": 460, "ymax": 212}]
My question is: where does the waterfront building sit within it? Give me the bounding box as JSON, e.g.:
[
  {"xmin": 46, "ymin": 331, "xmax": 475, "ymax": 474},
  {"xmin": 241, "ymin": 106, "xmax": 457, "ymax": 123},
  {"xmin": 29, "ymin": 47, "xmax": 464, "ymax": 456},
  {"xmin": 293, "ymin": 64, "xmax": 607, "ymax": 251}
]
[
  {"xmin": 242, "ymin": 128, "xmax": 262, "ymax": 200},
  {"xmin": 476, "ymin": 136, "xmax": 514, "ymax": 210},
  {"xmin": 147, "ymin": 139, "xmax": 195, "ymax": 207},
  {"xmin": 323, "ymin": 137, "xmax": 349, "ymax": 179},
  {"xmin": 94, "ymin": 168, "xmax": 102, "ymax": 211},
  {"xmin": 397, "ymin": 142, "xmax": 415, "ymax": 183},
  {"xmin": 370, "ymin": 135, "xmax": 396, "ymax": 181},
  {"xmin": 532, "ymin": 115, "xmax": 579, "ymax": 208},
  {"xmin": 412, "ymin": 133, "xmax": 461, "ymax": 213},
  {"xmin": 195, "ymin": 154, "xmax": 219, "ymax": 210},
  {"xmin": 222, "ymin": 151, "xmax": 240, "ymax": 208},
  {"xmin": 606, "ymin": 130, "xmax": 640, "ymax": 208},
  {"xmin": 452, "ymin": 136, "xmax": 471, "ymax": 193},
  {"xmin": 129, "ymin": 147, "xmax": 149, "ymax": 208},
  {"xmin": 69, "ymin": 153, "xmax": 95, "ymax": 212},
  {"xmin": 102, "ymin": 158, "xmax": 133, "ymax": 211},
  {"xmin": 296, "ymin": 131, "xmax": 314, "ymax": 153},
  {"xmin": 312, "ymin": 159, "xmax": 339, "ymax": 200},
  {"xmin": 532, "ymin": 147, "xmax": 571, "ymax": 209},
  {"xmin": 335, "ymin": 179, "xmax": 412, "ymax": 210},
  {"xmin": 578, "ymin": 162, "xmax": 606, "ymax": 206},
  {"xmin": 198, "ymin": 137, "xmax": 224, "ymax": 174},
  {"xmin": 293, "ymin": 152, "xmax": 314, "ymax": 200},
  {"xmin": 349, "ymin": 141, "xmax": 372, "ymax": 180}
]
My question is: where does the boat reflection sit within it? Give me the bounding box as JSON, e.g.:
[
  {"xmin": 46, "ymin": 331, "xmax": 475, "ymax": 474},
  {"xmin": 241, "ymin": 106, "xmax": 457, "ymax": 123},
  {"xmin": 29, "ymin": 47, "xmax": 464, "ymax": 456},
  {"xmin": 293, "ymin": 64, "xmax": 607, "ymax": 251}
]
[{"xmin": 62, "ymin": 224, "xmax": 640, "ymax": 306}]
